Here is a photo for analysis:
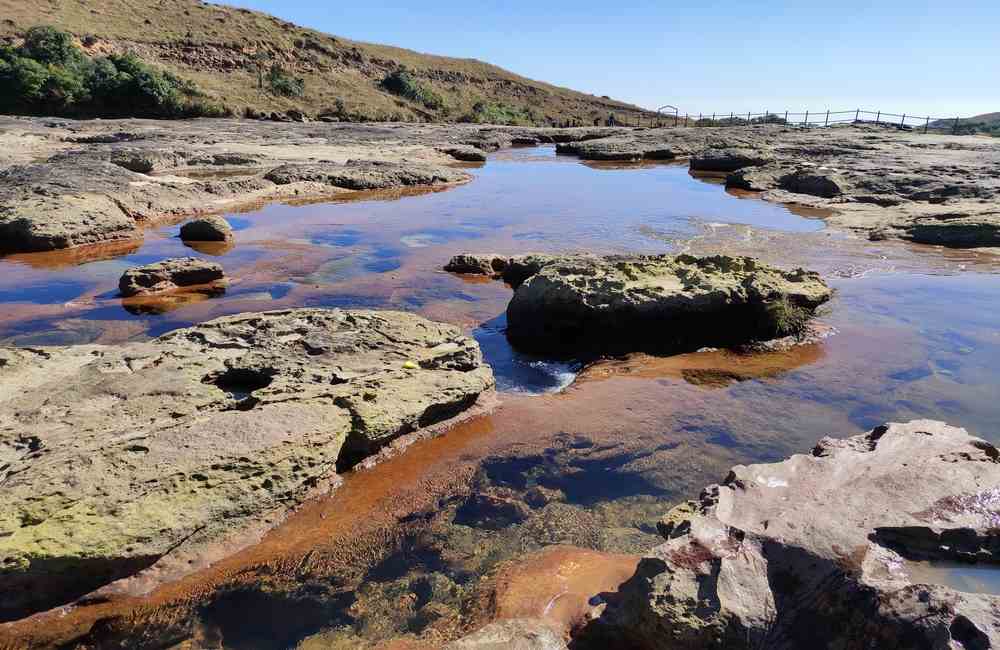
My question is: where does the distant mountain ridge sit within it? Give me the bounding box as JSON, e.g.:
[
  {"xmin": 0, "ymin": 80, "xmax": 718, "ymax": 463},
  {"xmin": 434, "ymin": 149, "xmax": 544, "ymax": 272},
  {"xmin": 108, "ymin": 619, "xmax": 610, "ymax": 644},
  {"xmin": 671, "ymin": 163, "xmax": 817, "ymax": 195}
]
[{"xmin": 0, "ymin": 0, "xmax": 650, "ymax": 125}]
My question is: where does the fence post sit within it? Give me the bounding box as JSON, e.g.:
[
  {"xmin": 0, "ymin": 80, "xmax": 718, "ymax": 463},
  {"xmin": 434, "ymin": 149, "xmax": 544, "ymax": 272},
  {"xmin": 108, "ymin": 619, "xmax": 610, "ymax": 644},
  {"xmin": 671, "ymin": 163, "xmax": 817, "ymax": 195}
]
[
  {"xmin": 875, "ymin": 111, "xmax": 880, "ymax": 125},
  {"xmin": 729, "ymin": 112, "xmax": 734, "ymax": 126},
  {"xmin": 784, "ymin": 110, "xmax": 788, "ymax": 124},
  {"xmin": 855, "ymin": 108, "xmax": 860, "ymax": 123},
  {"xmin": 711, "ymin": 113, "xmax": 715, "ymax": 125},
  {"xmin": 952, "ymin": 117, "xmax": 960, "ymax": 134},
  {"xmin": 825, "ymin": 110, "xmax": 829, "ymax": 127},
  {"xmin": 924, "ymin": 116, "xmax": 929, "ymax": 134},
  {"xmin": 900, "ymin": 114, "xmax": 906, "ymax": 129},
  {"xmin": 685, "ymin": 114, "xmax": 689, "ymax": 127},
  {"xmin": 804, "ymin": 110, "xmax": 809, "ymax": 127},
  {"xmin": 746, "ymin": 111, "xmax": 750, "ymax": 127}
]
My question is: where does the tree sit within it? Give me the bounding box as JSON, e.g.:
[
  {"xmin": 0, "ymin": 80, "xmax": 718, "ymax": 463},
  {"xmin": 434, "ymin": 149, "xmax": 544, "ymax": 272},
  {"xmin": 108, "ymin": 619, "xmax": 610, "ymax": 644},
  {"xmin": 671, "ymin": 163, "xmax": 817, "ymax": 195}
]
[{"xmin": 21, "ymin": 26, "xmax": 77, "ymax": 66}]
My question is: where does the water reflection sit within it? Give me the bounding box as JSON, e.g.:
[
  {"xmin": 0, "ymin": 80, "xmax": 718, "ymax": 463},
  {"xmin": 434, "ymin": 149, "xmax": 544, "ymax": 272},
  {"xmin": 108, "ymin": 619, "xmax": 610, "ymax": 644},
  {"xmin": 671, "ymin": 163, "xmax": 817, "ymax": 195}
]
[{"xmin": 2, "ymin": 145, "xmax": 1000, "ymax": 648}]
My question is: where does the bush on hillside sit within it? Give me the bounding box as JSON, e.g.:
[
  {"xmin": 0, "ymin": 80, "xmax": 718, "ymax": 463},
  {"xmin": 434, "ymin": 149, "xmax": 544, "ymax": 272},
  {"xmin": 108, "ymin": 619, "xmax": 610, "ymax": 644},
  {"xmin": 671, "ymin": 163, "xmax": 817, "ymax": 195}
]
[
  {"xmin": 266, "ymin": 63, "xmax": 305, "ymax": 98},
  {"xmin": 380, "ymin": 69, "xmax": 444, "ymax": 110},
  {"xmin": 0, "ymin": 26, "xmax": 225, "ymax": 118},
  {"xmin": 461, "ymin": 101, "xmax": 536, "ymax": 126}
]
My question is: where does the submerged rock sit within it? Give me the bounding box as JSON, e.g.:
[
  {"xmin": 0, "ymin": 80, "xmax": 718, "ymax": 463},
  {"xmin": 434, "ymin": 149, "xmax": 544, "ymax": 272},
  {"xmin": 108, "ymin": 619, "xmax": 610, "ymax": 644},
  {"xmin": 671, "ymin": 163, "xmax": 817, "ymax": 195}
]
[
  {"xmin": 595, "ymin": 420, "xmax": 1000, "ymax": 649},
  {"xmin": 180, "ymin": 215, "xmax": 234, "ymax": 242},
  {"xmin": 446, "ymin": 619, "xmax": 567, "ymax": 650},
  {"xmin": 449, "ymin": 253, "xmax": 831, "ymax": 355},
  {"xmin": 0, "ymin": 308, "xmax": 493, "ymax": 621},
  {"xmin": 118, "ymin": 257, "xmax": 227, "ymax": 297}
]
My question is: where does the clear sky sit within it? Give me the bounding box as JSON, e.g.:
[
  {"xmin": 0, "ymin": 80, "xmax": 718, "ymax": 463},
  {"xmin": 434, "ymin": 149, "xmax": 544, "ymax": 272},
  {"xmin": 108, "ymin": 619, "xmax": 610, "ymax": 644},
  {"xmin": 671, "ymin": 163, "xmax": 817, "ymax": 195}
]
[{"xmin": 217, "ymin": 0, "xmax": 998, "ymax": 118}]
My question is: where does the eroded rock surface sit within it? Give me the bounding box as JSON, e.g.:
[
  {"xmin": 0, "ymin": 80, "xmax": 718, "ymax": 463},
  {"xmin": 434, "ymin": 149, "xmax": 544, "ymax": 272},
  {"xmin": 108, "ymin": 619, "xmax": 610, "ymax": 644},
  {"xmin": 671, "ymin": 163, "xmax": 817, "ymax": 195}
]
[
  {"xmin": 0, "ymin": 308, "xmax": 493, "ymax": 621},
  {"xmin": 593, "ymin": 420, "xmax": 1000, "ymax": 649},
  {"xmin": 447, "ymin": 253, "xmax": 832, "ymax": 355},
  {"xmin": 118, "ymin": 257, "xmax": 227, "ymax": 297},
  {"xmin": 263, "ymin": 159, "xmax": 467, "ymax": 190}
]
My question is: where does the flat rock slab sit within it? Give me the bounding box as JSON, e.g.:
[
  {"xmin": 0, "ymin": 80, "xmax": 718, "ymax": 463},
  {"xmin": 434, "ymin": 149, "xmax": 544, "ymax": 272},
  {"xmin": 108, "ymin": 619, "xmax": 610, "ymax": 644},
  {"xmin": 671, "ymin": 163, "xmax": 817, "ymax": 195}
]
[
  {"xmin": 118, "ymin": 257, "xmax": 227, "ymax": 297},
  {"xmin": 601, "ymin": 420, "xmax": 1000, "ymax": 649},
  {"xmin": 0, "ymin": 308, "xmax": 494, "ymax": 621},
  {"xmin": 262, "ymin": 159, "xmax": 468, "ymax": 190},
  {"xmin": 446, "ymin": 253, "xmax": 832, "ymax": 355}
]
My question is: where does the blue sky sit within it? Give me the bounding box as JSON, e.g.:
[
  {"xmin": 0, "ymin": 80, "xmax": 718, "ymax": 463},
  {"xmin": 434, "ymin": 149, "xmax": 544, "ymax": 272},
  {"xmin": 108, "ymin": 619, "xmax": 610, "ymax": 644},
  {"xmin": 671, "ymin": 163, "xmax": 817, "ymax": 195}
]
[{"xmin": 219, "ymin": 0, "xmax": 998, "ymax": 118}]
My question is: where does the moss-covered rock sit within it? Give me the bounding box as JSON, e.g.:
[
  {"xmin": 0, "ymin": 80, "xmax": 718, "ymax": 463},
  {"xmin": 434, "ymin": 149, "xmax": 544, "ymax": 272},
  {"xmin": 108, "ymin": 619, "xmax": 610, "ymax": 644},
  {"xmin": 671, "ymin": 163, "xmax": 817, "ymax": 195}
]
[{"xmin": 0, "ymin": 308, "xmax": 493, "ymax": 620}]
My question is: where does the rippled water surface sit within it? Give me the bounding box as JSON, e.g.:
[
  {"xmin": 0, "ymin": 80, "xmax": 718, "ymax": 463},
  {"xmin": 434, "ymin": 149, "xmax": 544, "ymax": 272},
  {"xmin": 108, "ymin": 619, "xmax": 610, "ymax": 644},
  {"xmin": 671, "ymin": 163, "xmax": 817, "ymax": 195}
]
[{"xmin": 2, "ymin": 146, "xmax": 1000, "ymax": 647}]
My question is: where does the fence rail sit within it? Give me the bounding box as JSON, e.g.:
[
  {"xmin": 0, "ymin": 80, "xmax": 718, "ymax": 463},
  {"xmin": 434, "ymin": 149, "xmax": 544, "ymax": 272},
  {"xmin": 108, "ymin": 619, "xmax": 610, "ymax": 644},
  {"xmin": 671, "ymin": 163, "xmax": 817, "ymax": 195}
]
[{"xmin": 637, "ymin": 108, "xmax": 970, "ymax": 133}]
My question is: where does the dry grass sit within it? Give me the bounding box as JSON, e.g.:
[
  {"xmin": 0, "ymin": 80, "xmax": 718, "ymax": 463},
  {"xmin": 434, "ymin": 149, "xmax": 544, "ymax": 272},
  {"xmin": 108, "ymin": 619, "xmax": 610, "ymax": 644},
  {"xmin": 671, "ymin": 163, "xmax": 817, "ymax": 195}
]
[{"xmin": 0, "ymin": 0, "xmax": 653, "ymax": 125}]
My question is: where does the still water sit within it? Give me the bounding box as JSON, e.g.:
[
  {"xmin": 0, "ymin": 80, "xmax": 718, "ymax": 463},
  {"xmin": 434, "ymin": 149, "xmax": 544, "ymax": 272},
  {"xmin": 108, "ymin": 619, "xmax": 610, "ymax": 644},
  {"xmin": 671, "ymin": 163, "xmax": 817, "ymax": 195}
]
[{"xmin": 1, "ymin": 146, "xmax": 998, "ymax": 648}]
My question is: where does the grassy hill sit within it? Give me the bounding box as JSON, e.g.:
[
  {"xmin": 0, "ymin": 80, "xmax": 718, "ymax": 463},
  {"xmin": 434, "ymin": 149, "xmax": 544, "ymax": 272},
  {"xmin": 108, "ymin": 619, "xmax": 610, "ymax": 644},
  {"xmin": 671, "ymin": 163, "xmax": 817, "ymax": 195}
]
[
  {"xmin": 929, "ymin": 112, "xmax": 1000, "ymax": 136},
  {"xmin": 0, "ymin": 0, "xmax": 651, "ymax": 125}
]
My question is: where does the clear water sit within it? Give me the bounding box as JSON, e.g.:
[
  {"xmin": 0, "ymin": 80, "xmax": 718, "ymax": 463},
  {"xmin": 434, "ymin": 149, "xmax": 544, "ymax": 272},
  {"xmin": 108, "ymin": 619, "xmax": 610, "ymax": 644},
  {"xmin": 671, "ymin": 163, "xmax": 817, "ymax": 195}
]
[{"xmin": 2, "ymin": 145, "xmax": 999, "ymax": 648}]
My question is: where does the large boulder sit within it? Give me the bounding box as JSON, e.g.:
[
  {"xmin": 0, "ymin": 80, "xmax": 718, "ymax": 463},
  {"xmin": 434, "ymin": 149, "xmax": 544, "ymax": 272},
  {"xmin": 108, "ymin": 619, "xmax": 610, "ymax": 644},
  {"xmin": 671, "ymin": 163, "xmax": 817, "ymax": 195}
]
[
  {"xmin": 118, "ymin": 257, "xmax": 227, "ymax": 297},
  {"xmin": 0, "ymin": 309, "xmax": 494, "ymax": 621},
  {"xmin": 458, "ymin": 254, "xmax": 831, "ymax": 355},
  {"xmin": 599, "ymin": 420, "xmax": 1000, "ymax": 649},
  {"xmin": 179, "ymin": 215, "xmax": 234, "ymax": 242}
]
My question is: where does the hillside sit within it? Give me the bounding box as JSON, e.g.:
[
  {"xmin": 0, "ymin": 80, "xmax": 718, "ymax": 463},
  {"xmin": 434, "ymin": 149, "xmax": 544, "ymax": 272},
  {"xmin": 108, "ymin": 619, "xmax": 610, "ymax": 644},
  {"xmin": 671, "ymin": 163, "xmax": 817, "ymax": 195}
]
[
  {"xmin": 929, "ymin": 111, "xmax": 1000, "ymax": 136},
  {"xmin": 0, "ymin": 0, "xmax": 651, "ymax": 125}
]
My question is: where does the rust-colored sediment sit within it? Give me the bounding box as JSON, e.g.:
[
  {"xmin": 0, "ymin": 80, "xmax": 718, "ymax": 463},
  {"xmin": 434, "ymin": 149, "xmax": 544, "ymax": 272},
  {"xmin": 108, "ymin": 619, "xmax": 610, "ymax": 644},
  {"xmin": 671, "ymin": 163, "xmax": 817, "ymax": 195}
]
[
  {"xmin": 1, "ymin": 239, "xmax": 144, "ymax": 269},
  {"xmin": 485, "ymin": 545, "xmax": 639, "ymax": 638},
  {"xmin": 0, "ymin": 339, "xmax": 828, "ymax": 648}
]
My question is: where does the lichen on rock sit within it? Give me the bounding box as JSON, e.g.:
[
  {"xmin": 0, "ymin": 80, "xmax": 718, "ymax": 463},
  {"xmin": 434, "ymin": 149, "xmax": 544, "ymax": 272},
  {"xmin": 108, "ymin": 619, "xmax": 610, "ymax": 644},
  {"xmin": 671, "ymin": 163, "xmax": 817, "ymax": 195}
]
[
  {"xmin": 446, "ymin": 253, "xmax": 832, "ymax": 355},
  {"xmin": 0, "ymin": 308, "xmax": 494, "ymax": 621}
]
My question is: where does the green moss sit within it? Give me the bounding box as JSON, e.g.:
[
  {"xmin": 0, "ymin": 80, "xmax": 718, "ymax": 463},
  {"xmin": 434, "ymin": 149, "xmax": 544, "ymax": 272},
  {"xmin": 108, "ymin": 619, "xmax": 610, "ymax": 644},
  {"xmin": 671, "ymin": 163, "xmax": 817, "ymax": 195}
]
[{"xmin": 759, "ymin": 294, "xmax": 813, "ymax": 338}]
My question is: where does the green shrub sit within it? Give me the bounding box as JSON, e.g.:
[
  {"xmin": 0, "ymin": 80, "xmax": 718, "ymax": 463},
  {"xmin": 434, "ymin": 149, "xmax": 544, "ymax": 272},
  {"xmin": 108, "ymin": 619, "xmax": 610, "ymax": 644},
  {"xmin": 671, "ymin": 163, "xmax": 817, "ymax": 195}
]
[
  {"xmin": 380, "ymin": 70, "xmax": 443, "ymax": 110},
  {"xmin": 0, "ymin": 25, "xmax": 220, "ymax": 118},
  {"xmin": 22, "ymin": 26, "xmax": 77, "ymax": 65},
  {"xmin": 266, "ymin": 63, "xmax": 304, "ymax": 98},
  {"xmin": 462, "ymin": 101, "xmax": 536, "ymax": 126}
]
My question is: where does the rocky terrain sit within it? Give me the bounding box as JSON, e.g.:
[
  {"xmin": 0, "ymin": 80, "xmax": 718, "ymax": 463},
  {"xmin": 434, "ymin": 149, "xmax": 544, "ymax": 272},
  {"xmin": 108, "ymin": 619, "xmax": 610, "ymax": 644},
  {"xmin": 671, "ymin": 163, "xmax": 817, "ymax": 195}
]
[
  {"xmin": 2, "ymin": 117, "xmax": 997, "ymax": 258},
  {"xmin": 574, "ymin": 419, "xmax": 1000, "ymax": 649},
  {"xmin": 441, "ymin": 420, "xmax": 1000, "ymax": 649},
  {"xmin": 446, "ymin": 253, "xmax": 832, "ymax": 355},
  {"xmin": 0, "ymin": 308, "xmax": 494, "ymax": 621},
  {"xmin": 556, "ymin": 124, "xmax": 1000, "ymax": 248},
  {"xmin": 0, "ymin": 116, "xmax": 619, "ymax": 254}
]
